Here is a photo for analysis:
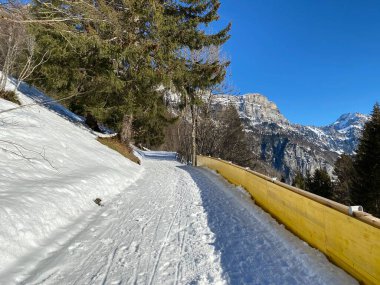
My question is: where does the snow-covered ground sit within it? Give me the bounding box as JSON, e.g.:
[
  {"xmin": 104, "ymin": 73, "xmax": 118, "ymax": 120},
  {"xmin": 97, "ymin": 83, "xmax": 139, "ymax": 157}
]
[
  {"xmin": 0, "ymin": 78, "xmax": 357, "ymax": 284},
  {"xmin": 0, "ymin": 78, "xmax": 142, "ymax": 277},
  {"xmin": 1, "ymin": 154, "xmax": 357, "ymax": 285}
]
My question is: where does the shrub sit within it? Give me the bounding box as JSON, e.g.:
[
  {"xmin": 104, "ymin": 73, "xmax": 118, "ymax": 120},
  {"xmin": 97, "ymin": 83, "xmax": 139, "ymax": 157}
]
[{"xmin": 0, "ymin": 90, "xmax": 20, "ymax": 105}]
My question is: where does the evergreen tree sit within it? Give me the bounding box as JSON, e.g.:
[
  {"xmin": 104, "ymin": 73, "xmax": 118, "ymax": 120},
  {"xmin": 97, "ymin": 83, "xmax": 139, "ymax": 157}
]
[
  {"xmin": 305, "ymin": 170, "xmax": 312, "ymax": 192},
  {"xmin": 332, "ymin": 154, "xmax": 354, "ymax": 204},
  {"xmin": 308, "ymin": 168, "xmax": 333, "ymax": 199},
  {"xmin": 351, "ymin": 103, "xmax": 380, "ymax": 217},
  {"xmin": 292, "ymin": 171, "xmax": 306, "ymax": 190},
  {"xmin": 28, "ymin": 0, "xmax": 230, "ymax": 148},
  {"xmin": 29, "ymin": 0, "xmax": 179, "ymax": 145}
]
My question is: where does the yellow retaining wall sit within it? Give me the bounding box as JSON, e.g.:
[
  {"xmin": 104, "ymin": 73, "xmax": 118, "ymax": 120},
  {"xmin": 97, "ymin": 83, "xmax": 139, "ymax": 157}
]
[{"xmin": 197, "ymin": 155, "xmax": 380, "ymax": 285}]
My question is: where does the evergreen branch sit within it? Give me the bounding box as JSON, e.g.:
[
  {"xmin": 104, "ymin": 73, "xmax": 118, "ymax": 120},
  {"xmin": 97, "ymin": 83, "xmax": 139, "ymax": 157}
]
[{"xmin": 0, "ymin": 91, "xmax": 82, "ymax": 115}]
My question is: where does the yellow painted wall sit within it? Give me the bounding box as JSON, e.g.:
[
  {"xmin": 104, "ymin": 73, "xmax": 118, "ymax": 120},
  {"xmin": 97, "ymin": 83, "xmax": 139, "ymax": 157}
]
[{"xmin": 197, "ymin": 155, "xmax": 380, "ymax": 285}]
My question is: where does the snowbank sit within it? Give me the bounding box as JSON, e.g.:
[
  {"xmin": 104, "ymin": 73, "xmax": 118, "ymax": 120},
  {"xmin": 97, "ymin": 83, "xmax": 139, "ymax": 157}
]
[{"xmin": 0, "ymin": 78, "xmax": 143, "ymax": 273}]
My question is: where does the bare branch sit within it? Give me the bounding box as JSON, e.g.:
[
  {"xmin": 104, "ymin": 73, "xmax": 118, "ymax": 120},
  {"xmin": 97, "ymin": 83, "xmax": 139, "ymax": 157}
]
[{"xmin": 0, "ymin": 139, "xmax": 56, "ymax": 169}]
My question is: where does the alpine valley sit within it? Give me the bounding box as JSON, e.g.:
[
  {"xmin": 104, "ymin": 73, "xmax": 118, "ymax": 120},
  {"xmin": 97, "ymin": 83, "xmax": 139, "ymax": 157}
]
[{"xmin": 209, "ymin": 93, "xmax": 369, "ymax": 181}]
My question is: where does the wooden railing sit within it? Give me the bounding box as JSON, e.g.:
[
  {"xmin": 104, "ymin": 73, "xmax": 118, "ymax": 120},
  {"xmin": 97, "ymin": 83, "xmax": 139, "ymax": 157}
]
[{"xmin": 197, "ymin": 155, "xmax": 380, "ymax": 285}]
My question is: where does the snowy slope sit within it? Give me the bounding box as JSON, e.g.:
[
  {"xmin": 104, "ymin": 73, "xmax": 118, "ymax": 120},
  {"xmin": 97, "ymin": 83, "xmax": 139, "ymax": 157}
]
[{"xmin": 0, "ymin": 78, "xmax": 143, "ymax": 275}]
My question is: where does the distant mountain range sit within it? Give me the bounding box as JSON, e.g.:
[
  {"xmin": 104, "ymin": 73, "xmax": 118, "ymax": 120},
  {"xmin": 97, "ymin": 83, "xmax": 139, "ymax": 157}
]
[{"xmin": 209, "ymin": 93, "xmax": 369, "ymax": 180}]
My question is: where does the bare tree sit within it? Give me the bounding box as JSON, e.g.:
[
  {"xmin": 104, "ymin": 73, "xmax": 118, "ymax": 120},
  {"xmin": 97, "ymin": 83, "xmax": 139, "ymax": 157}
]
[
  {"xmin": 15, "ymin": 35, "xmax": 49, "ymax": 90},
  {"xmin": 178, "ymin": 45, "xmax": 230, "ymax": 166},
  {"xmin": 0, "ymin": 2, "xmax": 25, "ymax": 90},
  {"xmin": 0, "ymin": 1, "xmax": 49, "ymax": 92}
]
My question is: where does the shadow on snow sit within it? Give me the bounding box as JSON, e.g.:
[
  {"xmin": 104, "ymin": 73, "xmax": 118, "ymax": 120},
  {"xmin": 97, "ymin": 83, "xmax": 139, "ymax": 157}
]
[
  {"xmin": 177, "ymin": 165, "xmax": 332, "ymax": 285},
  {"xmin": 10, "ymin": 77, "xmax": 85, "ymax": 125}
]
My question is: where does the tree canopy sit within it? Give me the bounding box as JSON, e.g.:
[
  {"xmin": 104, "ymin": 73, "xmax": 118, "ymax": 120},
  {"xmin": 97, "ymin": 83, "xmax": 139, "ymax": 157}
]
[{"xmin": 24, "ymin": 0, "xmax": 230, "ymax": 146}]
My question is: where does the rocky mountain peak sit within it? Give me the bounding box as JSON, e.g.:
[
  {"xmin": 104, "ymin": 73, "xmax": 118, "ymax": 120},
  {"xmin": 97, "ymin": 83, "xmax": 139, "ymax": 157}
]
[
  {"xmin": 210, "ymin": 93, "xmax": 289, "ymax": 126},
  {"xmin": 329, "ymin": 112, "xmax": 369, "ymax": 131}
]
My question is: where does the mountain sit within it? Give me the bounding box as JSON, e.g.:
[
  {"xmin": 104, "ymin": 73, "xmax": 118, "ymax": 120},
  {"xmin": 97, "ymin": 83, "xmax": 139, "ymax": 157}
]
[{"xmin": 209, "ymin": 93, "xmax": 369, "ymax": 180}]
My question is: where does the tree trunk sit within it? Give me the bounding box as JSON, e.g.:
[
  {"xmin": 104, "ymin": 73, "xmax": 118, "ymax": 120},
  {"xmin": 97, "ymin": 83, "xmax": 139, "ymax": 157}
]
[
  {"xmin": 120, "ymin": 114, "xmax": 133, "ymax": 144},
  {"xmin": 191, "ymin": 104, "xmax": 197, "ymax": 166}
]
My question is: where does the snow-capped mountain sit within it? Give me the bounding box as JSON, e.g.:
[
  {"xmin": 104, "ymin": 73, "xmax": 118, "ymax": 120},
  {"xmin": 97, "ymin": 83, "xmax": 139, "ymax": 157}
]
[
  {"xmin": 319, "ymin": 113, "xmax": 369, "ymax": 154},
  {"xmin": 209, "ymin": 93, "xmax": 370, "ymax": 180}
]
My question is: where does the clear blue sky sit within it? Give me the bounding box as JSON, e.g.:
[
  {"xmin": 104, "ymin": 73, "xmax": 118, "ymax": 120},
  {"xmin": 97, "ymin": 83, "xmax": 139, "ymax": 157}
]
[{"xmin": 214, "ymin": 0, "xmax": 380, "ymax": 126}]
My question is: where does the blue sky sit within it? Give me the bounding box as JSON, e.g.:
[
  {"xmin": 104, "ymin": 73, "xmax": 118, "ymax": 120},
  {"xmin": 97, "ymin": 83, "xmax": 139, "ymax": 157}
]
[{"xmin": 214, "ymin": 0, "xmax": 380, "ymax": 126}]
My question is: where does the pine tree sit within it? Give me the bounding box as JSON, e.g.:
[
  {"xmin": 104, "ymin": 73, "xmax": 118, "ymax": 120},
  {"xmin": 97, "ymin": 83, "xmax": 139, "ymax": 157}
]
[
  {"xmin": 332, "ymin": 154, "xmax": 354, "ymax": 204},
  {"xmin": 351, "ymin": 103, "xmax": 380, "ymax": 217},
  {"xmin": 292, "ymin": 171, "xmax": 306, "ymax": 190},
  {"xmin": 28, "ymin": 0, "xmax": 230, "ymax": 148},
  {"xmin": 28, "ymin": 1, "xmax": 176, "ymax": 144},
  {"xmin": 308, "ymin": 168, "xmax": 333, "ymax": 199},
  {"xmin": 29, "ymin": 0, "xmax": 135, "ymax": 126},
  {"xmin": 305, "ymin": 170, "xmax": 312, "ymax": 192}
]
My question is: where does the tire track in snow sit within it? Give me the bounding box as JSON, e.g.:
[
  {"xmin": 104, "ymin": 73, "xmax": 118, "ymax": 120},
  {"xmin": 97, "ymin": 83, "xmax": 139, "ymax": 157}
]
[
  {"xmin": 147, "ymin": 175, "xmax": 184, "ymax": 285},
  {"xmin": 174, "ymin": 189, "xmax": 190, "ymax": 285},
  {"xmin": 101, "ymin": 246, "xmax": 118, "ymax": 285}
]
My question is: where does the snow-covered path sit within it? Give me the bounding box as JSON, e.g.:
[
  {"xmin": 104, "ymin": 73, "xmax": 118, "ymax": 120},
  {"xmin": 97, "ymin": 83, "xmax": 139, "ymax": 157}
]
[{"xmin": 4, "ymin": 155, "xmax": 357, "ymax": 285}]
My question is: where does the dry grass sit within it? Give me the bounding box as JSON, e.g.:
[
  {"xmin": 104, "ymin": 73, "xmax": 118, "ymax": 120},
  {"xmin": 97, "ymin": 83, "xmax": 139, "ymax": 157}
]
[
  {"xmin": 0, "ymin": 90, "xmax": 20, "ymax": 105},
  {"xmin": 97, "ymin": 137, "xmax": 140, "ymax": 165}
]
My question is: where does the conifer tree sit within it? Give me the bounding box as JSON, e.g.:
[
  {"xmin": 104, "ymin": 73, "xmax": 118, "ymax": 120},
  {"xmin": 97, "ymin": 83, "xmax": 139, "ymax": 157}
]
[
  {"xmin": 332, "ymin": 154, "xmax": 354, "ymax": 204},
  {"xmin": 27, "ymin": 0, "xmax": 230, "ymax": 148},
  {"xmin": 292, "ymin": 171, "xmax": 306, "ymax": 190},
  {"xmin": 305, "ymin": 170, "xmax": 312, "ymax": 192},
  {"xmin": 29, "ymin": 0, "xmax": 177, "ymax": 145},
  {"xmin": 308, "ymin": 168, "xmax": 333, "ymax": 199},
  {"xmin": 351, "ymin": 103, "xmax": 380, "ymax": 217}
]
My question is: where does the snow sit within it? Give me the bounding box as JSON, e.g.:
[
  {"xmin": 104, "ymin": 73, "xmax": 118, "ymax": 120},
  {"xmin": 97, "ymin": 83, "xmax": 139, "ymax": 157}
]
[
  {"xmin": 0, "ymin": 78, "xmax": 142, "ymax": 276},
  {"xmin": 8, "ymin": 77, "xmax": 85, "ymax": 125},
  {"xmin": 306, "ymin": 126, "xmax": 327, "ymax": 138},
  {"xmin": 1, "ymin": 154, "xmax": 357, "ymax": 284},
  {"xmin": 2, "ymin": 157, "xmax": 226, "ymax": 285},
  {"xmin": 332, "ymin": 113, "xmax": 369, "ymax": 130},
  {"xmin": 337, "ymin": 124, "xmax": 361, "ymax": 134},
  {"xmin": 0, "ymin": 77, "xmax": 357, "ymax": 284}
]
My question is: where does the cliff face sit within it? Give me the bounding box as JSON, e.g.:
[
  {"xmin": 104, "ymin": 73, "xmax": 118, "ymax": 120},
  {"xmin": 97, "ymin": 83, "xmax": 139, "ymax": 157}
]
[
  {"xmin": 209, "ymin": 93, "xmax": 369, "ymax": 180},
  {"xmin": 211, "ymin": 93, "xmax": 289, "ymax": 125}
]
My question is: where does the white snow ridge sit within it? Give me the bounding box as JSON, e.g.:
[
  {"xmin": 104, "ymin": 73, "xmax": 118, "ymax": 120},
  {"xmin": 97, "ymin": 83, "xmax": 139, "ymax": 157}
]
[{"xmin": 0, "ymin": 78, "xmax": 357, "ymax": 284}]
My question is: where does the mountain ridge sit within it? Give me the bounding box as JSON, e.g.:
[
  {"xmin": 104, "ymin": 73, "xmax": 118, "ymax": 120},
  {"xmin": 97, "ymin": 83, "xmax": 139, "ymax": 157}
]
[{"xmin": 209, "ymin": 93, "xmax": 370, "ymax": 180}]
